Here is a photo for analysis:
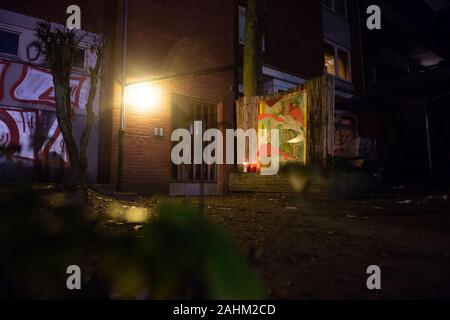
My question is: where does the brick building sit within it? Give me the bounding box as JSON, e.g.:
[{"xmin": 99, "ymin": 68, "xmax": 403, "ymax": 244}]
[{"xmin": 0, "ymin": 0, "xmax": 364, "ymax": 194}]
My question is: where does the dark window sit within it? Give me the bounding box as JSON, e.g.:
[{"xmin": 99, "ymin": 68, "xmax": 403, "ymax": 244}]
[
  {"xmin": 238, "ymin": 5, "xmax": 266, "ymax": 51},
  {"xmin": 322, "ymin": 0, "xmax": 332, "ymax": 9},
  {"xmin": 322, "ymin": 0, "xmax": 347, "ymax": 18},
  {"xmin": 239, "ymin": 6, "xmax": 246, "ymax": 44},
  {"xmin": 73, "ymin": 48, "xmax": 85, "ymax": 69},
  {"xmin": 334, "ymin": 0, "xmax": 347, "ymax": 17},
  {"xmin": 0, "ymin": 30, "xmax": 20, "ymax": 56},
  {"xmin": 171, "ymin": 96, "xmax": 218, "ymax": 183}
]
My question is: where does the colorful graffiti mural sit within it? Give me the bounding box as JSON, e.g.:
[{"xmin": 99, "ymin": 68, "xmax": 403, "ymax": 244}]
[
  {"xmin": 7, "ymin": 63, "xmax": 89, "ymax": 110},
  {"xmin": 258, "ymin": 90, "xmax": 308, "ymax": 164},
  {"xmin": 0, "ymin": 58, "xmax": 96, "ymax": 165},
  {"xmin": 0, "ymin": 59, "xmax": 94, "ymax": 178},
  {"xmin": 0, "ymin": 106, "xmax": 67, "ymax": 165}
]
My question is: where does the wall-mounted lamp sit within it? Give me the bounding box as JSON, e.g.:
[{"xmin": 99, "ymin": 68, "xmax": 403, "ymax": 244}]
[{"xmin": 126, "ymin": 83, "xmax": 163, "ymax": 111}]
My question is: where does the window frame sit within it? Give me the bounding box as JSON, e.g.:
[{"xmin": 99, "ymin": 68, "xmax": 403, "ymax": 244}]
[
  {"xmin": 73, "ymin": 46, "xmax": 87, "ymax": 71},
  {"xmin": 324, "ymin": 42, "xmax": 337, "ymax": 76},
  {"xmin": 239, "ymin": 5, "xmax": 246, "ymax": 45},
  {"xmin": 171, "ymin": 94, "xmax": 219, "ymax": 184},
  {"xmin": 324, "ymin": 39, "xmax": 352, "ymax": 82},
  {"xmin": 238, "ymin": 5, "xmax": 266, "ymax": 52},
  {"xmin": 321, "ymin": 0, "xmax": 348, "ymax": 19},
  {"xmin": 0, "ymin": 25, "xmax": 22, "ymax": 59}
]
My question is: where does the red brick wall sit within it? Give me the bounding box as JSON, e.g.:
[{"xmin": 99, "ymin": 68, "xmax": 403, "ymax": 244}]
[
  {"xmin": 109, "ymin": 73, "xmax": 235, "ymax": 193},
  {"xmin": 106, "ymin": 0, "xmax": 236, "ymax": 192}
]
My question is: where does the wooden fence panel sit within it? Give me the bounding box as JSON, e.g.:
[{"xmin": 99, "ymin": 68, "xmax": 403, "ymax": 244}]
[
  {"xmin": 236, "ymin": 96, "xmax": 260, "ymax": 132},
  {"xmin": 235, "ymin": 73, "xmax": 334, "ymax": 168},
  {"xmin": 306, "ymin": 74, "xmax": 330, "ymax": 167}
]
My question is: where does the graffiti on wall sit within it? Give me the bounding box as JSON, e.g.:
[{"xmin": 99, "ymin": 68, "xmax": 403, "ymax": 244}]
[
  {"xmin": 0, "ymin": 105, "xmax": 68, "ymax": 165},
  {"xmin": 0, "ymin": 59, "xmax": 92, "ymax": 170},
  {"xmin": 258, "ymin": 90, "xmax": 308, "ymax": 164},
  {"xmin": 9, "ymin": 63, "xmax": 89, "ymax": 109}
]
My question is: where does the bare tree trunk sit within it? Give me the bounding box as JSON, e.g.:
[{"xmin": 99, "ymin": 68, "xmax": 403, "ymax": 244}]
[
  {"xmin": 53, "ymin": 81, "xmax": 88, "ymax": 204},
  {"xmin": 79, "ymin": 45, "xmax": 103, "ymax": 189},
  {"xmin": 36, "ymin": 23, "xmax": 104, "ymax": 204},
  {"xmin": 53, "ymin": 82, "xmax": 83, "ymax": 184},
  {"xmin": 243, "ymin": 0, "xmax": 264, "ymax": 97}
]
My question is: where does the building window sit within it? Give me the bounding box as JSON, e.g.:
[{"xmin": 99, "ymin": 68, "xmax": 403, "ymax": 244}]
[
  {"xmin": 171, "ymin": 95, "xmax": 218, "ymax": 183},
  {"xmin": 337, "ymin": 48, "xmax": 350, "ymax": 80},
  {"xmin": 321, "ymin": 0, "xmax": 347, "ymax": 18},
  {"xmin": 239, "ymin": 6, "xmax": 246, "ymax": 44},
  {"xmin": 73, "ymin": 48, "xmax": 86, "ymax": 69},
  {"xmin": 324, "ymin": 43, "xmax": 336, "ymax": 76},
  {"xmin": 324, "ymin": 41, "xmax": 351, "ymax": 81},
  {"xmin": 334, "ymin": 0, "xmax": 347, "ymax": 17},
  {"xmin": 322, "ymin": 0, "xmax": 332, "ymax": 9},
  {"xmin": 238, "ymin": 5, "xmax": 265, "ymax": 51},
  {"xmin": 0, "ymin": 29, "xmax": 20, "ymax": 57}
]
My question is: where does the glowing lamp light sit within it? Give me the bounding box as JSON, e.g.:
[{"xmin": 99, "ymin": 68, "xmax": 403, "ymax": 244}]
[{"xmin": 125, "ymin": 83, "xmax": 162, "ymax": 111}]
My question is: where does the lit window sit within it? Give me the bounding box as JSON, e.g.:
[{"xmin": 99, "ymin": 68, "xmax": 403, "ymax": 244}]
[
  {"xmin": 0, "ymin": 29, "xmax": 20, "ymax": 56},
  {"xmin": 324, "ymin": 43, "xmax": 336, "ymax": 76},
  {"xmin": 321, "ymin": 0, "xmax": 347, "ymax": 18},
  {"xmin": 337, "ymin": 48, "xmax": 350, "ymax": 80},
  {"xmin": 324, "ymin": 42, "xmax": 351, "ymax": 81}
]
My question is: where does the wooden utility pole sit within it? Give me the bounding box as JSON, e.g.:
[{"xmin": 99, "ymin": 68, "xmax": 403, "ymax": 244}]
[{"xmin": 243, "ymin": 0, "xmax": 264, "ymax": 97}]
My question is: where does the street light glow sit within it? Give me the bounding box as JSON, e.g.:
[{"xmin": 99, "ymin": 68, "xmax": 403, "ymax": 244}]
[{"xmin": 125, "ymin": 83, "xmax": 162, "ymax": 111}]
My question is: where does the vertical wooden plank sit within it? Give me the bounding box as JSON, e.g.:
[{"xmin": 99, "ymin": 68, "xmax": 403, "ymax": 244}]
[
  {"xmin": 305, "ymin": 72, "xmax": 330, "ymax": 167},
  {"xmin": 327, "ymin": 75, "xmax": 335, "ymax": 158}
]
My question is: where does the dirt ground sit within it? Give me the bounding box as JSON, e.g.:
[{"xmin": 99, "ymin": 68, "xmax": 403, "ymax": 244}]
[
  {"xmin": 93, "ymin": 186, "xmax": 450, "ymax": 300},
  {"xmin": 2, "ymin": 184, "xmax": 449, "ymax": 299}
]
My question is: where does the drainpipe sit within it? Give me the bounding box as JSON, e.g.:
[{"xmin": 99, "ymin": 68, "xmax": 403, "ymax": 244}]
[{"xmin": 117, "ymin": 0, "xmax": 128, "ymax": 192}]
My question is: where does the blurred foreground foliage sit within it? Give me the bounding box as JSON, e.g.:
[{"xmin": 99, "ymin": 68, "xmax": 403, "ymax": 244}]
[{"xmin": 0, "ymin": 186, "xmax": 264, "ymax": 299}]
